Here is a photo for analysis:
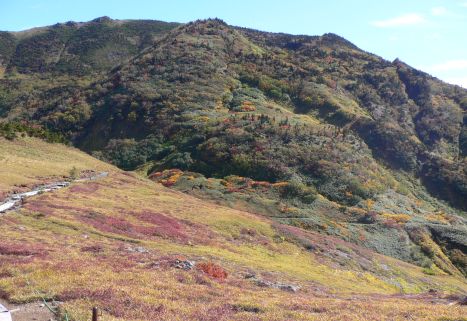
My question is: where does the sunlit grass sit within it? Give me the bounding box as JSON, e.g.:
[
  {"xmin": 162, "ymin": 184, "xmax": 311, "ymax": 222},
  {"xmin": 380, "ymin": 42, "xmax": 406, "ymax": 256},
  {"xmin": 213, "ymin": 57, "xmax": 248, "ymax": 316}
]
[
  {"xmin": 0, "ymin": 137, "xmax": 113, "ymax": 193},
  {"xmin": 0, "ymin": 138, "xmax": 465, "ymax": 320}
]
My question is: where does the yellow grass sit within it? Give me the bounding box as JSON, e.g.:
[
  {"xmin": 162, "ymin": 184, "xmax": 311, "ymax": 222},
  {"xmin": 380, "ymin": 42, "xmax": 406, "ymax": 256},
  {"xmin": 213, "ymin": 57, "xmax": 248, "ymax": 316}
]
[
  {"xmin": 0, "ymin": 137, "xmax": 113, "ymax": 193},
  {"xmin": 0, "ymin": 138, "xmax": 465, "ymax": 320}
]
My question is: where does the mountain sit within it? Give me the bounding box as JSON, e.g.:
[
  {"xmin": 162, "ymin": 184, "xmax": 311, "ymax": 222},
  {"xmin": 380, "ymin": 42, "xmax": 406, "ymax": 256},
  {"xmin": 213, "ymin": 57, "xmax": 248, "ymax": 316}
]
[
  {"xmin": 0, "ymin": 18, "xmax": 466, "ymax": 319},
  {"xmin": 0, "ymin": 17, "xmax": 179, "ymax": 75},
  {"xmin": 0, "ymin": 17, "xmax": 179, "ymax": 120}
]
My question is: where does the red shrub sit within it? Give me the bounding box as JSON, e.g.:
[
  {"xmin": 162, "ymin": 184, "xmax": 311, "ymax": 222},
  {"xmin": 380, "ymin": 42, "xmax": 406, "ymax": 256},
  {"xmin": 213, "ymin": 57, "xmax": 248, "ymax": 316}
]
[
  {"xmin": 137, "ymin": 211, "xmax": 189, "ymax": 241},
  {"xmin": 0, "ymin": 243, "xmax": 45, "ymax": 256},
  {"xmin": 80, "ymin": 211, "xmax": 192, "ymax": 242},
  {"xmin": 0, "ymin": 288, "xmax": 10, "ymax": 300},
  {"xmin": 23, "ymin": 200, "xmax": 56, "ymax": 215},
  {"xmin": 138, "ymin": 212, "xmax": 181, "ymax": 228},
  {"xmin": 80, "ymin": 214, "xmax": 136, "ymax": 237},
  {"xmin": 196, "ymin": 262, "xmax": 228, "ymax": 280},
  {"xmin": 383, "ymin": 219, "xmax": 402, "ymax": 230},
  {"xmin": 148, "ymin": 171, "xmax": 164, "ymax": 179},
  {"xmin": 0, "ymin": 270, "xmax": 13, "ymax": 278},
  {"xmin": 105, "ymin": 216, "xmax": 133, "ymax": 231},
  {"xmin": 59, "ymin": 288, "xmax": 165, "ymax": 319}
]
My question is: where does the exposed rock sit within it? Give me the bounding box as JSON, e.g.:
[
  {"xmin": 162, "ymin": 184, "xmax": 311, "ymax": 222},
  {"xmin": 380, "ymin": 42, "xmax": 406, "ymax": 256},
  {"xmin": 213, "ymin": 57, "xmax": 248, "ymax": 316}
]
[
  {"xmin": 172, "ymin": 259, "xmax": 195, "ymax": 270},
  {"xmin": 253, "ymin": 279, "xmax": 300, "ymax": 292},
  {"xmin": 126, "ymin": 246, "xmax": 149, "ymax": 253},
  {"xmin": 276, "ymin": 283, "xmax": 301, "ymax": 293},
  {"xmin": 0, "ymin": 173, "xmax": 107, "ymax": 214},
  {"xmin": 243, "ymin": 272, "xmax": 256, "ymax": 279}
]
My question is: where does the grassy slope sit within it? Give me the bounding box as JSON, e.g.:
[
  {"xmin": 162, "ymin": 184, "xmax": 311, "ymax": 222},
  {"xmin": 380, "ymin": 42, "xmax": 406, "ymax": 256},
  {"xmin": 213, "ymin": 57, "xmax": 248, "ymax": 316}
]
[
  {"xmin": 0, "ymin": 137, "xmax": 112, "ymax": 195},
  {"xmin": 1, "ymin": 19, "xmax": 465, "ymax": 275},
  {"xmin": 68, "ymin": 19, "xmax": 464, "ymax": 275},
  {"xmin": 0, "ymin": 138, "xmax": 466, "ymax": 321}
]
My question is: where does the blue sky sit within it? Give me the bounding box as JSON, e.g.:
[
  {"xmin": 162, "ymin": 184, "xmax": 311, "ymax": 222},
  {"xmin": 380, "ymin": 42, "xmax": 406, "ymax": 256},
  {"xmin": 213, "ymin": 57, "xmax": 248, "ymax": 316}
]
[{"xmin": 0, "ymin": 0, "xmax": 466, "ymax": 88}]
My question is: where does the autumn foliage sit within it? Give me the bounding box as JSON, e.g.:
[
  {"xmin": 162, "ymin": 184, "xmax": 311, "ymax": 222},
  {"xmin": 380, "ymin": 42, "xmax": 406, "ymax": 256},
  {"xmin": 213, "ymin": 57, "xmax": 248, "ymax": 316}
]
[{"xmin": 196, "ymin": 262, "xmax": 228, "ymax": 280}]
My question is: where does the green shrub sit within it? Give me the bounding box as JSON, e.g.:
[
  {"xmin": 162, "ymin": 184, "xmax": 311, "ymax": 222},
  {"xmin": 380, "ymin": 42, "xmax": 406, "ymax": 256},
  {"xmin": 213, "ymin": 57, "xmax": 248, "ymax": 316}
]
[
  {"xmin": 69, "ymin": 166, "xmax": 79, "ymax": 179},
  {"xmin": 0, "ymin": 121, "xmax": 67, "ymax": 143},
  {"xmin": 422, "ymin": 267, "xmax": 436, "ymax": 275},
  {"xmin": 280, "ymin": 178, "xmax": 317, "ymax": 204}
]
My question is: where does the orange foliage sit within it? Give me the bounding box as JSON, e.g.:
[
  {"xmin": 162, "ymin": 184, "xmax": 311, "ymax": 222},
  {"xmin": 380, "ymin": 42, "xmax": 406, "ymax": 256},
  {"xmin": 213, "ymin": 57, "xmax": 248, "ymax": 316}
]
[
  {"xmin": 381, "ymin": 213, "xmax": 411, "ymax": 224},
  {"xmin": 272, "ymin": 182, "xmax": 289, "ymax": 188},
  {"xmin": 196, "ymin": 262, "xmax": 228, "ymax": 280},
  {"xmin": 155, "ymin": 169, "xmax": 183, "ymax": 187},
  {"xmin": 251, "ymin": 181, "xmax": 271, "ymax": 188},
  {"xmin": 240, "ymin": 101, "xmax": 256, "ymax": 112}
]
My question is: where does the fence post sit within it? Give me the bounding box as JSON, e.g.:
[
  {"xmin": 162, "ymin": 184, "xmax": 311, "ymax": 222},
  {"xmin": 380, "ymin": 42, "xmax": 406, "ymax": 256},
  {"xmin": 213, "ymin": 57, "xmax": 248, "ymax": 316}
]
[{"xmin": 92, "ymin": 307, "xmax": 98, "ymax": 321}]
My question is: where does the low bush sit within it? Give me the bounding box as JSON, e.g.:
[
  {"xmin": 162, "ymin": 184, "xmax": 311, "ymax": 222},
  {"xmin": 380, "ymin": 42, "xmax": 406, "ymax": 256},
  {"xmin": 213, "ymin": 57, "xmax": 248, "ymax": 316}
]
[
  {"xmin": 231, "ymin": 303, "xmax": 264, "ymax": 313},
  {"xmin": 0, "ymin": 121, "xmax": 67, "ymax": 143},
  {"xmin": 196, "ymin": 261, "xmax": 228, "ymax": 280}
]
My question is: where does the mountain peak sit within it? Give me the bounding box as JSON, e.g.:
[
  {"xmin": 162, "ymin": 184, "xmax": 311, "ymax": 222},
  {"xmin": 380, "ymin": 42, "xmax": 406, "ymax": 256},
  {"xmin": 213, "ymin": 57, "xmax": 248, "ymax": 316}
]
[
  {"xmin": 320, "ymin": 32, "xmax": 359, "ymax": 50},
  {"xmin": 91, "ymin": 16, "xmax": 113, "ymax": 23},
  {"xmin": 181, "ymin": 17, "xmax": 230, "ymax": 35},
  {"xmin": 188, "ymin": 18, "xmax": 228, "ymax": 27}
]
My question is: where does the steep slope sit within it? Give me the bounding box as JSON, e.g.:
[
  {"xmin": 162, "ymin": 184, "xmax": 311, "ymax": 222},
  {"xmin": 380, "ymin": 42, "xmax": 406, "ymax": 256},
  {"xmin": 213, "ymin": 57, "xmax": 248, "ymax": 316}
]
[
  {"xmin": 0, "ymin": 136, "xmax": 466, "ymax": 321},
  {"xmin": 1, "ymin": 19, "xmax": 466, "ymax": 277},
  {"xmin": 0, "ymin": 17, "xmax": 179, "ymax": 119},
  {"xmin": 0, "ymin": 17, "xmax": 179, "ymax": 75}
]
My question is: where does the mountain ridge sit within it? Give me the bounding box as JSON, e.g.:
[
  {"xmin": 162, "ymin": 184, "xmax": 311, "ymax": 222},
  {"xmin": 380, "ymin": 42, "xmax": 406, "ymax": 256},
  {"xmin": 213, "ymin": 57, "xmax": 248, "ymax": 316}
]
[{"xmin": 0, "ymin": 16, "xmax": 180, "ymax": 75}]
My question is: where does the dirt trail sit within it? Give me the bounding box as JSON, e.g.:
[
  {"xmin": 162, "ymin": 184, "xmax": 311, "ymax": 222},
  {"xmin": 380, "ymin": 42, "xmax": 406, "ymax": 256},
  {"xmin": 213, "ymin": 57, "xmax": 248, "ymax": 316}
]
[
  {"xmin": 0, "ymin": 171, "xmax": 109, "ymax": 214},
  {"xmin": 0, "ymin": 300, "xmax": 56, "ymax": 321}
]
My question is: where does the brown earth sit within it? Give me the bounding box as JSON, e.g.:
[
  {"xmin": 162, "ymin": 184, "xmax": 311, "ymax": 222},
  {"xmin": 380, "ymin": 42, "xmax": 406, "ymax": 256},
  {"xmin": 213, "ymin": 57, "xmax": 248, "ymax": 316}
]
[{"xmin": 0, "ymin": 299, "xmax": 56, "ymax": 321}]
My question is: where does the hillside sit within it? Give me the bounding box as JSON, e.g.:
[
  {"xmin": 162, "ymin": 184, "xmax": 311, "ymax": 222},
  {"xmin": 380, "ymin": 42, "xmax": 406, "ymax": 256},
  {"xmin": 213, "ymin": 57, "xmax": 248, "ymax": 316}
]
[
  {"xmin": 0, "ymin": 137, "xmax": 466, "ymax": 321},
  {"xmin": 0, "ymin": 17, "xmax": 179, "ymax": 120},
  {"xmin": 0, "ymin": 18, "xmax": 466, "ymax": 319},
  {"xmin": 0, "ymin": 17, "xmax": 179, "ymax": 75},
  {"xmin": 2, "ymin": 18, "xmax": 464, "ymax": 274},
  {"xmin": 0, "ymin": 136, "xmax": 112, "ymax": 197}
]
